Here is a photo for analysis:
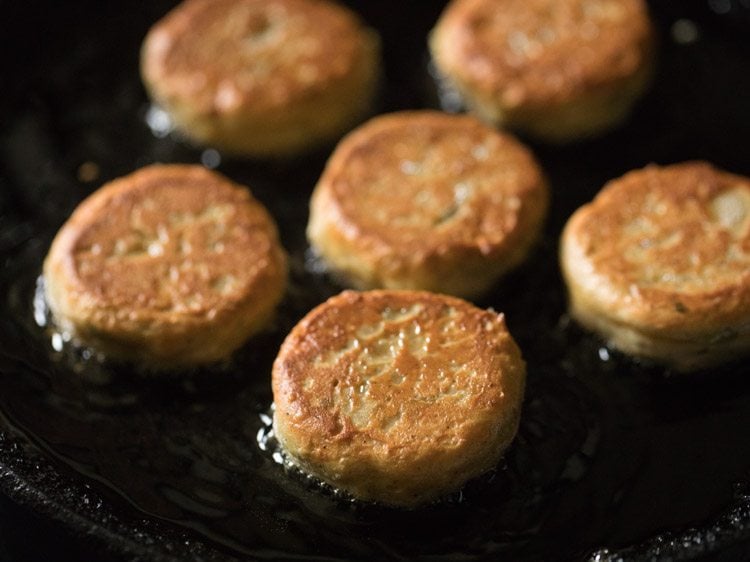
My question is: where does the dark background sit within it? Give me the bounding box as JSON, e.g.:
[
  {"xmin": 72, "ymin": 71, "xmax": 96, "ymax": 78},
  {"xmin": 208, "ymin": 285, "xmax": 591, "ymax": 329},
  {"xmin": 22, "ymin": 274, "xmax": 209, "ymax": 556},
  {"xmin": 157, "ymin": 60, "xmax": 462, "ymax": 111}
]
[{"xmin": 2, "ymin": 1, "xmax": 750, "ymax": 561}]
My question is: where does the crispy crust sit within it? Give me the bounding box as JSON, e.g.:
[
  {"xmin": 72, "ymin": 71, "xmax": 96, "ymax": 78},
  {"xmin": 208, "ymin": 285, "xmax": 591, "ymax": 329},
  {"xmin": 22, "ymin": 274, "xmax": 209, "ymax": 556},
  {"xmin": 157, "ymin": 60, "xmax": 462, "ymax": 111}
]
[
  {"xmin": 307, "ymin": 111, "xmax": 548, "ymax": 299},
  {"xmin": 429, "ymin": 0, "xmax": 655, "ymax": 141},
  {"xmin": 43, "ymin": 164, "xmax": 288, "ymax": 368},
  {"xmin": 561, "ymin": 162, "xmax": 750, "ymax": 371},
  {"xmin": 272, "ymin": 290, "xmax": 526, "ymax": 506},
  {"xmin": 141, "ymin": 0, "xmax": 381, "ymax": 156}
]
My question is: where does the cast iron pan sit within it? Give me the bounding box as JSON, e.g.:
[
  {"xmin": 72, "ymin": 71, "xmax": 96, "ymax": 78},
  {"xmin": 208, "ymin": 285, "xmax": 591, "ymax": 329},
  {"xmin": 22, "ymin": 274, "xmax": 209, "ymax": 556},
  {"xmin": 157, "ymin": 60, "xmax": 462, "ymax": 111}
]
[{"xmin": 2, "ymin": 1, "xmax": 750, "ymax": 560}]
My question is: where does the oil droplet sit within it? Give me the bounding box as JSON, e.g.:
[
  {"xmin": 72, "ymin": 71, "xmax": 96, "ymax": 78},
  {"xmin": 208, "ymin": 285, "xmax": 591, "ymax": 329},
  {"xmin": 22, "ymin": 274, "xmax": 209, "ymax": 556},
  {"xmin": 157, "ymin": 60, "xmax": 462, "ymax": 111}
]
[
  {"xmin": 201, "ymin": 149, "xmax": 221, "ymax": 169},
  {"xmin": 671, "ymin": 19, "xmax": 700, "ymax": 45},
  {"xmin": 145, "ymin": 104, "xmax": 173, "ymax": 138},
  {"xmin": 51, "ymin": 332, "xmax": 64, "ymax": 352},
  {"xmin": 33, "ymin": 276, "xmax": 48, "ymax": 327}
]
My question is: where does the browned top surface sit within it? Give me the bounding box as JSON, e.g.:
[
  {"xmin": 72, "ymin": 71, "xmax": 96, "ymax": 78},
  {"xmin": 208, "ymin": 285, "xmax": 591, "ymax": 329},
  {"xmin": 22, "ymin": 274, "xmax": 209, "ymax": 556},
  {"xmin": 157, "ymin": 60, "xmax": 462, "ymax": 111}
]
[
  {"xmin": 431, "ymin": 0, "xmax": 654, "ymax": 107},
  {"xmin": 45, "ymin": 164, "xmax": 285, "ymax": 326},
  {"xmin": 315, "ymin": 111, "xmax": 547, "ymax": 260},
  {"xmin": 562, "ymin": 161, "xmax": 750, "ymax": 334},
  {"xmin": 141, "ymin": 0, "xmax": 373, "ymax": 114},
  {"xmin": 272, "ymin": 290, "xmax": 525, "ymax": 463}
]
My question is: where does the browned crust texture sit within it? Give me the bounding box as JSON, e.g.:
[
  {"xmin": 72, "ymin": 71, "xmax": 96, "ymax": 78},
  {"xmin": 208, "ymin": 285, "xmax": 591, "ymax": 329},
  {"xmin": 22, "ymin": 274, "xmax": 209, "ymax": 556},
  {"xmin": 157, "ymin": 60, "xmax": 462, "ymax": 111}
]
[
  {"xmin": 308, "ymin": 110, "xmax": 548, "ymax": 298},
  {"xmin": 272, "ymin": 289, "xmax": 526, "ymax": 506},
  {"xmin": 429, "ymin": 0, "xmax": 655, "ymax": 140},
  {"xmin": 431, "ymin": 0, "xmax": 654, "ymax": 108},
  {"xmin": 141, "ymin": 0, "xmax": 381, "ymax": 155},
  {"xmin": 43, "ymin": 164, "xmax": 288, "ymax": 367},
  {"xmin": 561, "ymin": 161, "xmax": 750, "ymax": 369}
]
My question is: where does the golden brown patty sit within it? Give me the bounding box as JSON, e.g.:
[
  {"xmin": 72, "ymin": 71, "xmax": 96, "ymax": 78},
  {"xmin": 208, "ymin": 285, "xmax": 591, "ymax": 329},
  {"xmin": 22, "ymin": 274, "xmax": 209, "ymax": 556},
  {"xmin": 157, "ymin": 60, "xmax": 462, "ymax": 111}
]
[
  {"xmin": 43, "ymin": 164, "xmax": 288, "ymax": 368},
  {"xmin": 140, "ymin": 0, "xmax": 381, "ymax": 156},
  {"xmin": 307, "ymin": 111, "xmax": 548, "ymax": 299},
  {"xmin": 561, "ymin": 162, "xmax": 750, "ymax": 371},
  {"xmin": 272, "ymin": 289, "xmax": 526, "ymax": 507},
  {"xmin": 429, "ymin": 0, "xmax": 655, "ymax": 142}
]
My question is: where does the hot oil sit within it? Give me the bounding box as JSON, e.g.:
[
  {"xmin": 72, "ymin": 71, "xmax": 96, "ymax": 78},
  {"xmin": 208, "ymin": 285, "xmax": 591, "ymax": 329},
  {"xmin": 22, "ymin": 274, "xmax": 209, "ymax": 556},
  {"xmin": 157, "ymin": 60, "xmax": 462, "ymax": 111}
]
[
  {"xmin": 4, "ymin": 213, "xmax": 750, "ymax": 560},
  {"xmin": 2, "ymin": 1, "xmax": 750, "ymax": 560},
  {"xmin": 0, "ymin": 212, "xmax": 597, "ymax": 560}
]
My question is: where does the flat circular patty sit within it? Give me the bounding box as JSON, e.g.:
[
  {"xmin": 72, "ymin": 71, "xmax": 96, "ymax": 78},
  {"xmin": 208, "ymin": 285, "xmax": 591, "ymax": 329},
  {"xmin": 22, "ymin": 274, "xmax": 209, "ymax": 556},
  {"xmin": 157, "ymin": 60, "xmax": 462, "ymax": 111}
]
[
  {"xmin": 561, "ymin": 161, "xmax": 750, "ymax": 370},
  {"xmin": 308, "ymin": 111, "xmax": 548, "ymax": 298},
  {"xmin": 272, "ymin": 290, "xmax": 526, "ymax": 506},
  {"xmin": 44, "ymin": 164, "xmax": 287, "ymax": 367},
  {"xmin": 141, "ymin": 0, "xmax": 380, "ymax": 155},
  {"xmin": 429, "ymin": 0, "xmax": 655, "ymax": 141},
  {"xmin": 431, "ymin": 0, "xmax": 653, "ymax": 108}
]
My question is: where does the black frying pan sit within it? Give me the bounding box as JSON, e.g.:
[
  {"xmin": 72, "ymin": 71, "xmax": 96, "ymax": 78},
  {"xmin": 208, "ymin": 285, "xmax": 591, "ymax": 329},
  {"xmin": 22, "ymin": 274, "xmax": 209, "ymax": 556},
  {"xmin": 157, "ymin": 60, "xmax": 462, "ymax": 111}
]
[{"xmin": 2, "ymin": 1, "xmax": 750, "ymax": 560}]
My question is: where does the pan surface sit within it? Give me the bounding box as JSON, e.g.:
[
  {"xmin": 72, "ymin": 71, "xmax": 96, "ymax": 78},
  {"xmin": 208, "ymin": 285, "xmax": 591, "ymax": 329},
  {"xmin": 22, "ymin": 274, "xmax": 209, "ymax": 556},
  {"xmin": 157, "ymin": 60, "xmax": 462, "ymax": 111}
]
[{"xmin": 1, "ymin": 1, "xmax": 750, "ymax": 560}]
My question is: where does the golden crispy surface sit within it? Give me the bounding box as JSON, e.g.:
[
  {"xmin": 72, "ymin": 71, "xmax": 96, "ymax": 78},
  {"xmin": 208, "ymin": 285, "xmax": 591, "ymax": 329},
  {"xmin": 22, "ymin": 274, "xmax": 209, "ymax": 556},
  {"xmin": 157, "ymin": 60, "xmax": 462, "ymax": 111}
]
[
  {"xmin": 272, "ymin": 290, "xmax": 526, "ymax": 506},
  {"xmin": 561, "ymin": 162, "xmax": 750, "ymax": 369},
  {"xmin": 140, "ymin": 0, "xmax": 381, "ymax": 155},
  {"xmin": 308, "ymin": 111, "xmax": 548, "ymax": 298},
  {"xmin": 142, "ymin": 0, "xmax": 372, "ymax": 113},
  {"xmin": 431, "ymin": 0, "xmax": 654, "ymax": 108},
  {"xmin": 44, "ymin": 164, "xmax": 287, "ymax": 366}
]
